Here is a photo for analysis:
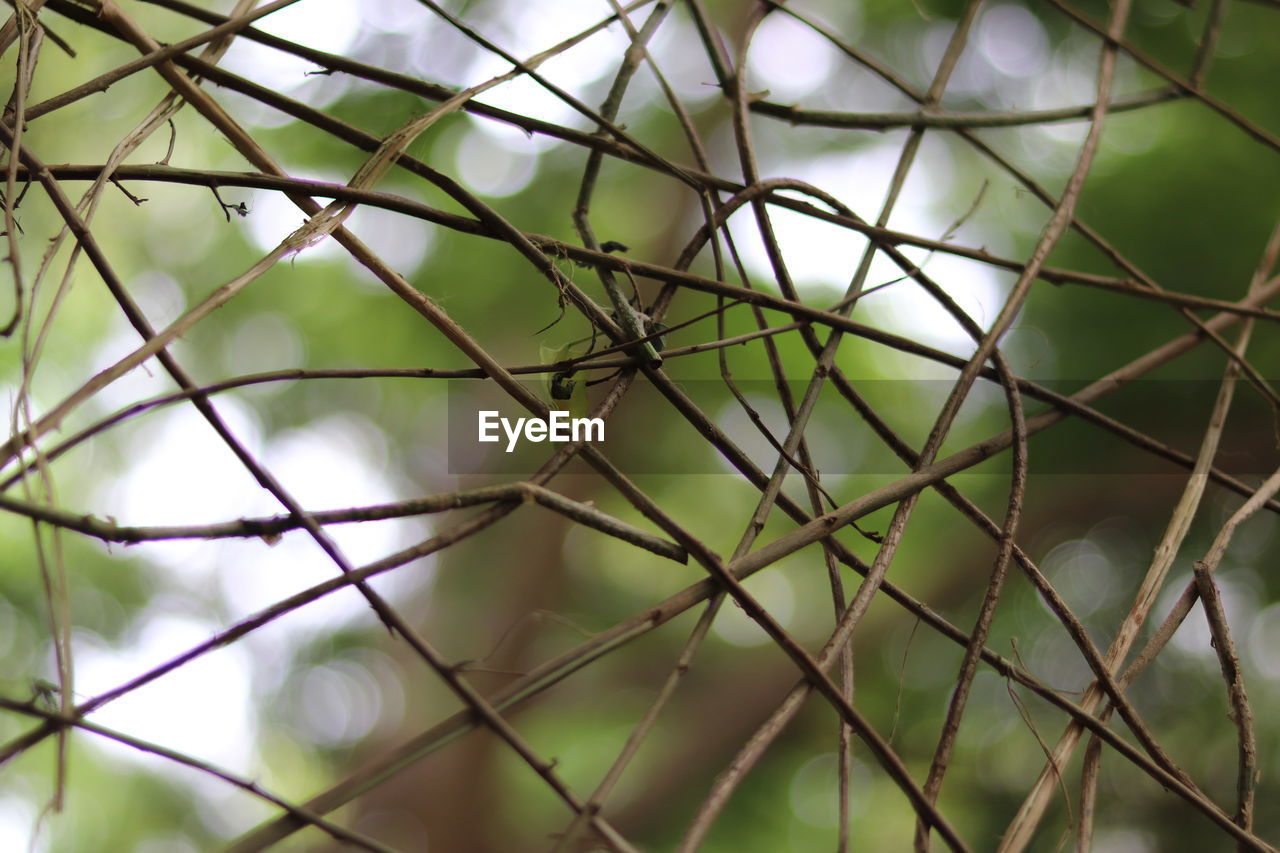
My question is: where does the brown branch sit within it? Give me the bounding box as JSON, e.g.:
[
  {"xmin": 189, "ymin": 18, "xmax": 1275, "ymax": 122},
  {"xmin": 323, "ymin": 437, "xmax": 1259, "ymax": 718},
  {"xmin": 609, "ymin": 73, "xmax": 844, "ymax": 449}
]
[
  {"xmin": 1043, "ymin": 0, "xmax": 1280, "ymax": 153},
  {"xmin": 0, "ymin": 482, "xmax": 689, "ymax": 562},
  {"xmin": 1191, "ymin": 559, "xmax": 1258, "ymax": 847},
  {"xmin": 752, "ymin": 86, "xmax": 1183, "ymax": 131},
  {"xmin": 30, "ymin": 163, "xmax": 1280, "ymax": 324},
  {"xmin": 0, "ymin": 698, "xmax": 398, "ymax": 853}
]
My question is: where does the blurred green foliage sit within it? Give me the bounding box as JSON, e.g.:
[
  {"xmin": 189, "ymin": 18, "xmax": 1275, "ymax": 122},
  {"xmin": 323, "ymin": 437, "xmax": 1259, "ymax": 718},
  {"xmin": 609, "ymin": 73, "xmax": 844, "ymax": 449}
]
[{"xmin": 2, "ymin": 0, "xmax": 1279, "ymax": 851}]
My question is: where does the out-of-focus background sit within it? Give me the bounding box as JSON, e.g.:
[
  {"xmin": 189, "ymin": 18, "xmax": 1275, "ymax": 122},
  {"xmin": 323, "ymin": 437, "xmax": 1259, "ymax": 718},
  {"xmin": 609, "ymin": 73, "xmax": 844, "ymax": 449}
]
[{"xmin": 2, "ymin": 0, "xmax": 1279, "ymax": 850}]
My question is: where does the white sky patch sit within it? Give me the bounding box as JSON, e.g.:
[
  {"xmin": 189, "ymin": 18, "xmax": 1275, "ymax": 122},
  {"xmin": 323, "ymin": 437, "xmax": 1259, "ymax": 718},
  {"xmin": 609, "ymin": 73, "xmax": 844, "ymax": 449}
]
[
  {"xmin": 361, "ymin": 0, "xmax": 430, "ymax": 34},
  {"xmin": 89, "ymin": 398, "xmax": 269, "ymax": 589},
  {"xmin": 69, "ymin": 406, "xmax": 423, "ymax": 815},
  {"xmin": 922, "ymin": 21, "xmax": 996, "ymax": 99},
  {"xmin": 1029, "ymin": 32, "xmax": 1112, "ymax": 158},
  {"xmin": 1032, "ymin": 32, "xmax": 1099, "ymax": 108},
  {"xmin": 721, "ymin": 137, "xmax": 995, "ymax": 353},
  {"xmin": 863, "ymin": 249, "xmax": 1004, "ymax": 354},
  {"xmin": 718, "ymin": 141, "xmax": 899, "ymax": 295},
  {"xmin": 465, "ymin": 3, "xmax": 628, "ymax": 128},
  {"xmin": 102, "ymin": 400, "xmax": 267, "ymax": 528},
  {"xmin": 476, "ymin": 0, "xmax": 626, "ymax": 72},
  {"xmin": 76, "ymin": 611, "xmax": 257, "ymax": 774},
  {"xmin": 645, "ymin": 18, "xmax": 725, "ymax": 108},
  {"xmin": 223, "ymin": 0, "xmax": 361, "ymax": 97},
  {"xmin": 243, "ymin": 186, "xmax": 345, "ymax": 261},
  {"xmin": 0, "ymin": 798, "xmax": 35, "ymax": 853},
  {"xmin": 799, "ymin": 140, "xmax": 943, "ymax": 232},
  {"xmin": 78, "ymin": 321, "xmax": 177, "ymax": 418},
  {"xmin": 244, "ymin": 184, "xmax": 432, "ymax": 275},
  {"xmin": 222, "ymin": 312, "xmax": 306, "ymax": 380},
  {"xmin": 725, "ymin": 201, "xmax": 864, "ymax": 294},
  {"xmin": 213, "ymin": 413, "xmax": 422, "ymax": 634},
  {"xmin": 469, "ymin": 107, "xmax": 562, "ymax": 152},
  {"xmin": 747, "ymin": 12, "xmax": 838, "ymax": 101},
  {"xmin": 1163, "ymin": 571, "xmax": 1258, "ymax": 666},
  {"xmin": 62, "ymin": 388, "xmax": 404, "ymax": 664},
  {"xmin": 454, "ymin": 124, "xmax": 540, "ymax": 198},
  {"xmin": 291, "ymin": 658, "xmax": 385, "ymax": 747},
  {"xmin": 213, "ymin": 536, "xmax": 372, "ymax": 639},
  {"xmin": 469, "ymin": 72, "xmax": 583, "ymax": 133},
  {"xmin": 344, "ymin": 202, "xmax": 436, "ymax": 276},
  {"xmin": 129, "ymin": 271, "xmax": 188, "ymax": 330},
  {"xmin": 1248, "ymin": 602, "xmax": 1280, "ymax": 682},
  {"xmin": 264, "ymin": 414, "xmax": 390, "ymax": 521},
  {"xmin": 919, "ymin": 7, "xmax": 1051, "ymax": 106},
  {"xmin": 84, "ymin": 395, "xmax": 429, "ymax": 647},
  {"xmin": 978, "ymin": 6, "xmax": 1050, "ymax": 78},
  {"xmin": 782, "ymin": 139, "xmax": 1001, "ymax": 354}
]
